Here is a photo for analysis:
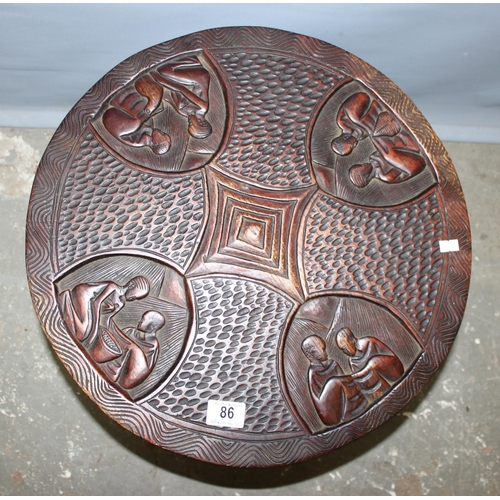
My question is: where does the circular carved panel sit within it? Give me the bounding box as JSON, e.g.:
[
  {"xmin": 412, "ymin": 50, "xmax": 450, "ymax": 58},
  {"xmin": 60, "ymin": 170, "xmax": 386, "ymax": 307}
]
[{"xmin": 26, "ymin": 27, "xmax": 471, "ymax": 467}]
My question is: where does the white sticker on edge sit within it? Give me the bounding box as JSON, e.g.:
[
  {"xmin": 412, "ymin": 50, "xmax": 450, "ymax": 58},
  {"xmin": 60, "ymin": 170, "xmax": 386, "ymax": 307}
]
[
  {"xmin": 206, "ymin": 400, "xmax": 246, "ymax": 429},
  {"xmin": 439, "ymin": 239, "xmax": 460, "ymax": 253}
]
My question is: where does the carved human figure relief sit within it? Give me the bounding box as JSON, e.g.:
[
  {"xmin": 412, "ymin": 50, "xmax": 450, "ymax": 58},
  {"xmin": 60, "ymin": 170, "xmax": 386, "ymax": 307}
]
[
  {"xmin": 91, "ymin": 49, "xmax": 226, "ymax": 172},
  {"xmin": 300, "ymin": 325, "xmax": 405, "ymax": 428},
  {"xmin": 102, "ymin": 54, "xmax": 212, "ymax": 155},
  {"xmin": 99, "ymin": 311, "xmax": 165, "ymax": 390},
  {"xmin": 56, "ymin": 257, "xmax": 190, "ymax": 401},
  {"xmin": 283, "ymin": 296, "xmax": 422, "ymax": 433},
  {"xmin": 59, "ymin": 276, "xmax": 150, "ymax": 348},
  {"xmin": 301, "ymin": 335, "xmax": 369, "ymax": 427},
  {"xmin": 330, "ymin": 92, "xmax": 426, "ymax": 188},
  {"xmin": 59, "ymin": 276, "xmax": 152, "ymax": 368},
  {"xmin": 336, "ymin": 327, "xmax": 404, "ymax": 402},
  {"xmin": 310, "ymin": 80, "xmax": 436, "ymax": 207}
]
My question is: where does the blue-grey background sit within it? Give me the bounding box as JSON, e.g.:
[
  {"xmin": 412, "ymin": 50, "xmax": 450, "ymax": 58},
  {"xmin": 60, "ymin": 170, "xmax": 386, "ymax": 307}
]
[{"xmin": 1, "ymin": 3, "xmax": 499, "ymax": 142}]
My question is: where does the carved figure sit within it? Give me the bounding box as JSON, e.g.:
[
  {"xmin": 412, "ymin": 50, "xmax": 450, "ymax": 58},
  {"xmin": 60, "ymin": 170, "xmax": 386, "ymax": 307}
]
[
  {"xmin": 59, "ymin": 276, "xmax": 150, "ymax": 355},
  {"xmin": 336, "ymin": 327, "xmax": 404, "ymax": 402},
  {"xmin": 330, "ymin": 92, "xmax": 426, "ymax": 188},
  {"xmin": 102, "ymin": 53, "xmax": 212, "ymax": 154},
  {"xmin": 302, "ymin": 335, "xmax": 369, "ymax": 426},
  {"xmin": 100, "ymin": 311, "xmax": 165, "ymax": 390}
]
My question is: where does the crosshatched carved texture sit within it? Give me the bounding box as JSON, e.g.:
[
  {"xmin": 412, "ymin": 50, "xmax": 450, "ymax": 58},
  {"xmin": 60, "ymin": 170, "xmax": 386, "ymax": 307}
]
[
  {"xmin": 26, "ymin": 27, "xmax": 471, "ymax": 468},
  {"xmin": 148, "ymin": 277, "xmax": 302, "ymax": 435},
  {"xmin": 216, "ymin": 51, "xmax": 345, "ymax": 189},
  {"xmin": 303, "ymin": 192, "xmax": 443, "ymax": 337},
  {"xmin": 56, "ymin": 132, "xmax": 206, "ymax": 273}
]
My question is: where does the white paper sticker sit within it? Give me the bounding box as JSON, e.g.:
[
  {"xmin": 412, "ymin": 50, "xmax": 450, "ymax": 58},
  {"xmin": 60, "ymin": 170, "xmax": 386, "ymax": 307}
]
[
  {"xmin": 439, "ymin": 239, "xmax": 460, "ymax": 253},
  {"xmin": 206, "ymin": 400, "xmax": 246, "ymax": 429}
]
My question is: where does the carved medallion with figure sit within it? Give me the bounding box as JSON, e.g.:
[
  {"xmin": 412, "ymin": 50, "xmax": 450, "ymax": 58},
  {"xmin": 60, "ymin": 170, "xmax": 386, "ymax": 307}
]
[{"xmin": 27, "ymin": 27, "xmax": 471, "ymax": 467}]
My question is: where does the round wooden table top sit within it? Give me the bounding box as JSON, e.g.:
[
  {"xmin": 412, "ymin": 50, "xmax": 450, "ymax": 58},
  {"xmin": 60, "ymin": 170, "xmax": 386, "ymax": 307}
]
[{"xmin": 26, "ymin": 27, "xmax": 471, "ymax": 467}]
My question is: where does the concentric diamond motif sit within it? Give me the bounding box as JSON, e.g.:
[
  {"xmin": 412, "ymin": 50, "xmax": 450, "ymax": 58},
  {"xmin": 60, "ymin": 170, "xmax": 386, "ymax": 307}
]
[
  {"xmin": 187, "ymin": 167, "xmax": 315, "ymax": 302},
  {"xmin": 225, "ymin": 204, "xmax": 277, "ymax": 263},
  {"xmin": 236, "ymin": 216, "xmax": 267, "ymax": 250},
  {"xmin": 215, "ymin": 194, "xmax": 285, "ymax": 271}
]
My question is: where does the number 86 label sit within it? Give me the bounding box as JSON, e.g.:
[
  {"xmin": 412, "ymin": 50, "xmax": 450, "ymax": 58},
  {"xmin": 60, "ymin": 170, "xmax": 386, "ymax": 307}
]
[{"xmin": 206, "ymin": 400, "xmax": 246, "ymax": 429}]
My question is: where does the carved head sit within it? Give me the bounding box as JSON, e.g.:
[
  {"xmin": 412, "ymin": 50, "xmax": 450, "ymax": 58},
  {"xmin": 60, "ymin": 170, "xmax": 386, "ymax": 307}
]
[
  {"xmin": 301, "ymin": 335, "xmax": 328, "ymax": 363},
  {"xmin": 125, "ymin": 276, "xmax": 150, "ymax": 301},
  {"xmin": 151, "ymin": 129, "xmax": 171, "ymax": 155},
  {"xmin": 349, "ymin": 163, "xmax": 374, "ymax": 188},
  {"xmin": 336, "ymin": 327, "xmax": 357, "ymax": 357},
  {"xmin": 138, "ymin": 310, "xmax": 166, "ymax": 335},
  {"xmin": 331, "ymin": 133, "xmax": 358, "ymax": 156}
]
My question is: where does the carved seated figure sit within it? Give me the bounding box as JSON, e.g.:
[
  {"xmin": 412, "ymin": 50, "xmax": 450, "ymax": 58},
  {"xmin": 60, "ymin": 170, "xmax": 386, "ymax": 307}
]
[
  {"xmin": 102, "ymin": 53, "xmax": 212, "ymax": 155},
  {"xmin": 100, "ymin": 311, "xmax": 165, "ymax": 390},
  {"xmin": 302, "ymin": 335, "xmax": 369, "ymax": 427},
  {"xmin": 59, "ymin": 276, "xmax": 150, "ymax": 364},
  {"xmin": 336, "ymin": 327, "xmax": 404, "ymax": 403},
  {"xmin": 330, "ymin": 92, "xmax": 426, "ymax": 188}
]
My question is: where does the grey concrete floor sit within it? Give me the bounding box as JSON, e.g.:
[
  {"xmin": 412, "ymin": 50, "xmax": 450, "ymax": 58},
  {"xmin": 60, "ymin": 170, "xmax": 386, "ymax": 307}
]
[{"xmin": 0, "ymin": 127, "xmax": 499, "ymax": 495}]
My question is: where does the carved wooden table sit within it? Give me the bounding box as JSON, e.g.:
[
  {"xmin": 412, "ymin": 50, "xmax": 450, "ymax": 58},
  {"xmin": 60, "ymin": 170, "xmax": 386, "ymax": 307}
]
[{"xmin": 26, "ymin": 27, "xmax": 471, "ymax": 467}]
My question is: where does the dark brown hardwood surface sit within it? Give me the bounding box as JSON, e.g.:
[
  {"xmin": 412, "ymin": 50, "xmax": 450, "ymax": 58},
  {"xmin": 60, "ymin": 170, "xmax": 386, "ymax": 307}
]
[{"xmin": 26, "ymin": 27, "xmax": 471, "ymax": 467}]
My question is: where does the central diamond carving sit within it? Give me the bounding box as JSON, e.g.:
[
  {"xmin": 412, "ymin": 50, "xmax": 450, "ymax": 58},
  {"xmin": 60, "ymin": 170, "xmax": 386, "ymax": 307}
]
[
  {"xmin": 220, "ymin": 199, "xmax": 281, "ymax": 269},
  {"xmin": 186, "ymin": 168, "xmax": 316, "ymax": 301},
  {"xmin": 237, "ymin": 217, "xmax": 266, "ymax": 250}
]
